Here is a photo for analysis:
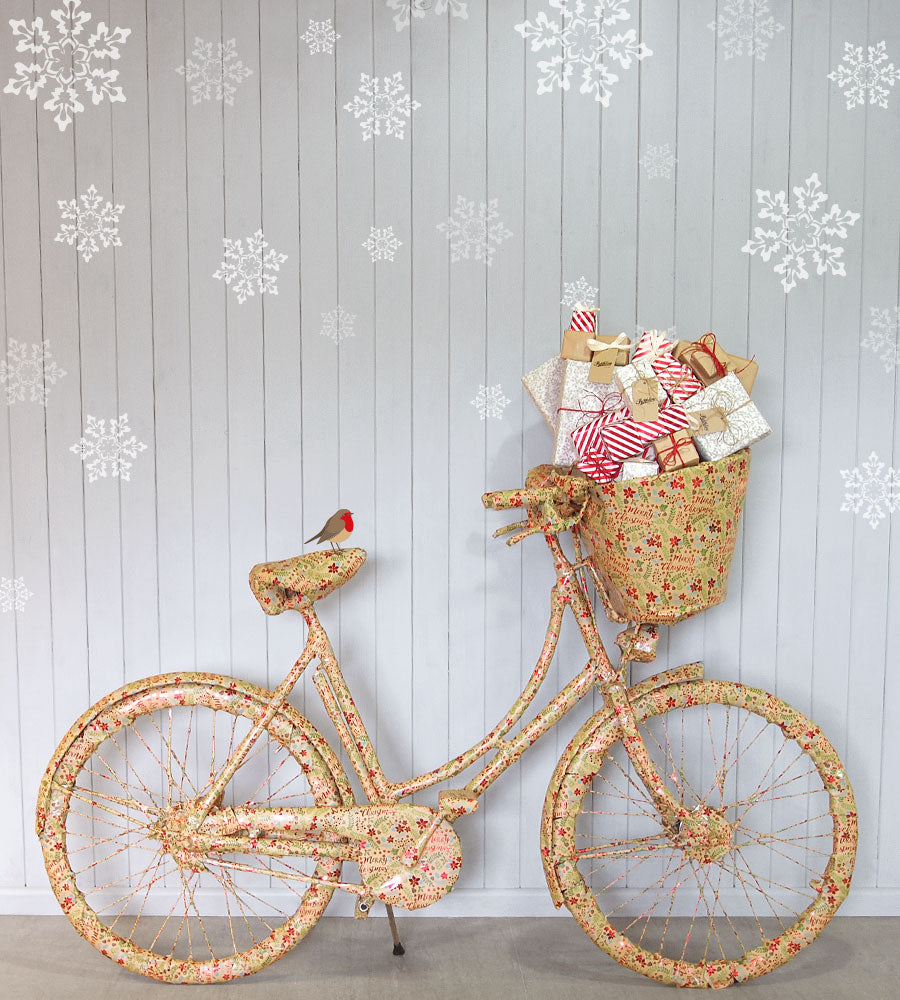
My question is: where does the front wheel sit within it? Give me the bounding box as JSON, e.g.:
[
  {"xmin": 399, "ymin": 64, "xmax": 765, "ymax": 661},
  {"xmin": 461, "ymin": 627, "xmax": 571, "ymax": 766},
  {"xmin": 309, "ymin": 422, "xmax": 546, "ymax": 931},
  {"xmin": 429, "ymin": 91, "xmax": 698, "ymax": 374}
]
[
  {"xmin": 543, "ymin": 679, "xmax": 857, "ymax": 988},
  {"xmin": 37, "ymin": 673, "xmax": 354, "ymax": 983}
]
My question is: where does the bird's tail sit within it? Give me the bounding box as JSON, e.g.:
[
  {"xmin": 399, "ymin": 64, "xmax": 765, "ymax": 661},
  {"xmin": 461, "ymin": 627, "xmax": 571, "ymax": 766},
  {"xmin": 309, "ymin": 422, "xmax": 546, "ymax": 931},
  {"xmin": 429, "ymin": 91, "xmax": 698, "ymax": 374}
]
[{"xmin": 304, "ymin": 533, "xmax": 319, "ymax": 544}]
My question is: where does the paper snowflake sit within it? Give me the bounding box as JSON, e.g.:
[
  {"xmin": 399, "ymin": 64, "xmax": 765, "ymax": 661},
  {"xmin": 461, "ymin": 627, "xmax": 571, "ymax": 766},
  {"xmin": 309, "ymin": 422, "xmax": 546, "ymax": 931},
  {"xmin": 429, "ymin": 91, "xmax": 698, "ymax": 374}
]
[
  {"xmin": 70, "ymin": 413, "xmax": 147, "ymax": 483},
  {"xmin": 561, "ymin": 276, "xmax": 598, "ymax": 308},
  {"xmin": 3, "ymin": 0, "xmax": 130, "ymax": 131},
  {"xmin": 343, "ymin": 72, "xmax": 420, "ymax": 141},
  {"xmin": 515, "ymin": 0, "xmax": 651, "ymax": 106},
  {"xmin": 828, "ymin": 41, "xmax": 900, "ymax": 111},
  {"xmin": 300, "ymin": 19, "xmax": 340, "ymax": 55},
  {"xmin": 437, "ymin": 196, "xmax": 512, "ymax": 266},
  {"xmin": 840, "ymin": 452, "xmax": 900, "ymax": 530},
  {"xmin": 861, "ymin": 306, "xmax": 900, "ymax": 372},
  {"xmin": 708, "ymin": 0, "xmax": 784, "ymax": 62},
  {"xmin": 640, "ymin": 143, "xmax": 677, "ymax": 180},
  {"xmin": 471, "ymin": 383, "xmax": 511, "ymax": 420},
  {"xmin": 55, "ymin": 184, "xmax": 123, "ymax": 263},
  {"xmin": 741, "ymin": 172, "xmax": 859, "ymax": 293},
  {"xmin": 386, "ymin": 0, "xmax": 468, "ymax": 32},
  {"xmin": 321, "ymin": 306, "xmax": 355, "ymax": 345},
  {"xmin": 176, "ymin": 37, "xmax": 252, "ymax": 106},
  {"xmin": 0, "ymin": 339, "xmax": 66, "ymax": 405},
  {"xmin": 213, "ymin": 229, "xmax": 287, "ymax": 304},
  {"xmin": 363, "ymin": 226, "xmax": 402, "ymax": 262},
  {"xmin": 0, "ymin": 576, "xmax": 33, "ymax": 613}
]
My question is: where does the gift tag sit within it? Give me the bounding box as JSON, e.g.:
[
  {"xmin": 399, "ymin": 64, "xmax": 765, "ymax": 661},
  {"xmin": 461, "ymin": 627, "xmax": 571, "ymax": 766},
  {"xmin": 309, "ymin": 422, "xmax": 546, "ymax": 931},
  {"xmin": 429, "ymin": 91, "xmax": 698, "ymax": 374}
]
[
  {"xmin": 689, "ymin": 406, "xmax": 727, "ymax": 434},
  {"xmin": 588, "ymin": 350, "xmax": 615, "ymax": 384},
  {"xmin": 561, "ymin": 328, "xmax": 593, "ymax": 363},
  {"xmin": 630, "ymin": 377, "xmax": 660, "ymax": 421}
]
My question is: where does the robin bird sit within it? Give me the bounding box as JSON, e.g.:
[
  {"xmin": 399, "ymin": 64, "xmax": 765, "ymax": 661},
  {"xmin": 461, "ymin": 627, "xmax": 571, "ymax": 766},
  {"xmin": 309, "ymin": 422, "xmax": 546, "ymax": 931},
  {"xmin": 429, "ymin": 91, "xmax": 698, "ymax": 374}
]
[{"xmin": 305, "ymin": 509, "xmax": 354, "ymax": 550}]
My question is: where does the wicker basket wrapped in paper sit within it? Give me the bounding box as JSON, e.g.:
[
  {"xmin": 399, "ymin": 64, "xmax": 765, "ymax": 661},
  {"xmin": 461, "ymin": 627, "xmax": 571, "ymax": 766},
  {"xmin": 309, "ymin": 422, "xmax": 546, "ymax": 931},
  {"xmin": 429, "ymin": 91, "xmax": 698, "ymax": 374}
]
[{"xmin": 527, "ymin": 451, "xmax": 750, "ymax": 625}]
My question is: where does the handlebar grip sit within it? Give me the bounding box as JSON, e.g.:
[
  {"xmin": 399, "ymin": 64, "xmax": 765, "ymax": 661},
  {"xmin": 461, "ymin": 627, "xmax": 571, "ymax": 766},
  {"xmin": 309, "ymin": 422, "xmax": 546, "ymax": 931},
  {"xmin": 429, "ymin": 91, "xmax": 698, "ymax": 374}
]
[{"xmin": 482, "ymin": 487, "xmax": 558, "ymax": 511}]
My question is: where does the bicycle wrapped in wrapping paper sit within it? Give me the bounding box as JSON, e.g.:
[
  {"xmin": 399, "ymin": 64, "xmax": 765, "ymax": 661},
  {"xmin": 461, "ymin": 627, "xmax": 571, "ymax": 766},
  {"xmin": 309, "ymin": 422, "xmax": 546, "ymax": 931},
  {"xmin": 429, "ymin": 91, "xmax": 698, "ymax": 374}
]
[
  {"xmin": 682, "ymin": 373, "xmax": 771, "ymax": 460},
  {"xmin": 536, "ymin": 452, "xmax": 750, "ymax": 624}
]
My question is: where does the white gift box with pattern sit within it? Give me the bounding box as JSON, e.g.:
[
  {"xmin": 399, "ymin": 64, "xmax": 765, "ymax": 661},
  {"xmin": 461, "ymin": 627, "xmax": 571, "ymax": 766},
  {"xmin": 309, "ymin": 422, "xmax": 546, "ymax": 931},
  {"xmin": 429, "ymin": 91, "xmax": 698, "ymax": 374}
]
[{"xmin": 682, "ymin": 372, "xmax": 772, "ymax": 460}]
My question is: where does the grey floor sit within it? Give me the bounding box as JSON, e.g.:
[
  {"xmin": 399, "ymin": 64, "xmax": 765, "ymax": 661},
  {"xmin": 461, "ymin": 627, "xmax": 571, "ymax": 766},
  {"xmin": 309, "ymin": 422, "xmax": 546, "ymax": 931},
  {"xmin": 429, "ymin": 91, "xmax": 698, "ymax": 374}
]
[{"xmin": 1, "ymin": 916, "xmax": 897, "ymax": 999}]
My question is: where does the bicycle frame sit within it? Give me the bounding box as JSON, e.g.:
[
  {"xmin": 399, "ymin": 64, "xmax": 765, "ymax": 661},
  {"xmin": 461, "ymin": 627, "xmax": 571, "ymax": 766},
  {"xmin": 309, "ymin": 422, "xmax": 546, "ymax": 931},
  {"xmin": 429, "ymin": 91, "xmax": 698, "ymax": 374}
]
[{"xmin": 191, "ymin": 527, "xmax": 685, "ymax": 840}]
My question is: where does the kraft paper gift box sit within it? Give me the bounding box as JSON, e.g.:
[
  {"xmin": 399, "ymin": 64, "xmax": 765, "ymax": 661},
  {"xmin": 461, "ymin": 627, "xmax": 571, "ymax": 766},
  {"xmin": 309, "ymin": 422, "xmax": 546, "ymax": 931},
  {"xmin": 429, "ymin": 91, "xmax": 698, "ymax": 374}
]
[
  {"xmin": 613, "ymin": 360, "xmax": 668, "ymax": 416},
  {"xmin": 682, "ymin": 372, "xmax": 771, "ymax": 461},
  {"xmin": 674, "ymin": 333, "xmax": 759, "ymax": 394},
  {"xmin": 522, "ymin": 356, "xmax": 565, "ymax": 431},
  {"xmin": 554, "ymin": 361, "xmax": 627, "ymax": 466},
  {"xmin": 561, "ymin": 328, "xmax": 594, "ymax": 362},
  {"xmin": 653, "ymin": 428, "xmax": 700, "ymax": 472}
]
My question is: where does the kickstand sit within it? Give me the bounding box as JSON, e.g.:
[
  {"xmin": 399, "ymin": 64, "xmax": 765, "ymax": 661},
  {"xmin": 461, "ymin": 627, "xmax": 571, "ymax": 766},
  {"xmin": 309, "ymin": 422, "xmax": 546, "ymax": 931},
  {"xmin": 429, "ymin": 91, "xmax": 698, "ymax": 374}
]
[{"xmin": 385, "ymin": 904, "xmax": 405, "ymax": 956}]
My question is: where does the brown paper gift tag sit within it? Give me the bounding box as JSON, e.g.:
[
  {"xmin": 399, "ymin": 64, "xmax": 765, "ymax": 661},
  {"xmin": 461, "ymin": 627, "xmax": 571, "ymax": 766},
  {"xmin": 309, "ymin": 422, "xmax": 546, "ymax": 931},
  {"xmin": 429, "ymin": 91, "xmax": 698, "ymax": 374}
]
[
  {"xmin": 630, "ymin": 377, "xmax": 660, "ymax": 421},
  {"xmin": 589, "ymin": 334, "xmax": 631, "ymax": 365},
  {"xmin": 589, "ymin": 352, "xmax": 615, "ymax": 384},
  {"xmin": 561, "ymin": 328, "xmax": 594, "ymax": 363},
  {"xmin": 688, "ymin": 406, "xmax": 727, "ymax": 434}
]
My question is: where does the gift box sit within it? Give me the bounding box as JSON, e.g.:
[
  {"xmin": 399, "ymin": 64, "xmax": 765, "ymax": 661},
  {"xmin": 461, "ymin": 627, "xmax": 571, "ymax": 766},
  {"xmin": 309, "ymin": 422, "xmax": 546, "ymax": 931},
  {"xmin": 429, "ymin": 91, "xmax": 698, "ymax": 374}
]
[
  {"xmin": 584, "ymin": 332, "xmax": 631, "ymax": 384},
  {"xmin": 580, "ymin": 405, "xmax": 691, "ymax": 463},
  {"xmin": 614, "ymin": 360, "xmax": 668, "ymax": 418},
  {"xmin": 653, "ymin": 428, "xmax": 700, "ymax": 472},
  {"xmin": 621, "ymin": 457, "xmax": 659, "ymax": 480},
  {"xmin": 649, "ymin": 353, "xmax": 704, "ymax": 403},
  {"xmin": 577, "ymin": 453, "xmax": 622, "ymax": 484},
  {"xmin": 554, "ymin": 361, "xmax": 627, "ymax": 465},
  {"xmin": 522, "ymin": 356, "xmax": 564, "ymax": 430},
  {"xmin": 682, "ymin": 372, "xmax": 771, "ymax": 461},
  {"xmin": 570, "ymin": 306, "xmax": 596, "ymax": 333},
  {"xmin": 724, "ymin": 352, "xmax": 758, "ymax": 394},
  {"xmin": 632, "ymin": 329, "xmax": 676, "ymax": 363},
  {"xmin": 561, "ymin": 328, "xmax": 594, "ymax": 362},
  {"xmin": 673, "ymin": 333, "xmax": 731, "ymax": 386},
  {"xmin": 570, "ymin": 405, "xmax": 626, "ymax": 459}
]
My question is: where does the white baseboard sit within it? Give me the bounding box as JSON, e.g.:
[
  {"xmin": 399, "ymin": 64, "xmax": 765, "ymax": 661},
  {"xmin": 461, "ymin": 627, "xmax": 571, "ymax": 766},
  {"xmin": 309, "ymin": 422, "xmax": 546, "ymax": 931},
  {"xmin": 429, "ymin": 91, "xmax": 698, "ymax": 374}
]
[{"xmin": 2, "ymin": 886, "xmax": 899, "ymax": 917}]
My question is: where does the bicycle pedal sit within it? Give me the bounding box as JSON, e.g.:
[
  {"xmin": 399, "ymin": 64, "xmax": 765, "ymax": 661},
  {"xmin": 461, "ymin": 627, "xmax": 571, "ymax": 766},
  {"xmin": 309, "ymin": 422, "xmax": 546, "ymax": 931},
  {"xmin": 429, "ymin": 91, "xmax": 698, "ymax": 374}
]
[{"xmin": 438, "ymin": 789, "xmax": 479, "ymax": 818}]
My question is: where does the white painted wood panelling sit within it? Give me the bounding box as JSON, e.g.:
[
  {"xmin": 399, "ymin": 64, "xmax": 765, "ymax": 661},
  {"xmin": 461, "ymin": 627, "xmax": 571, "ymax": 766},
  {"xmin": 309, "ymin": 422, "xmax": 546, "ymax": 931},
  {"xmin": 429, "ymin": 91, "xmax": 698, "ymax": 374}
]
[{"xmin": 1, "ymin": 0, "xmax": 900, "ymax": 916}]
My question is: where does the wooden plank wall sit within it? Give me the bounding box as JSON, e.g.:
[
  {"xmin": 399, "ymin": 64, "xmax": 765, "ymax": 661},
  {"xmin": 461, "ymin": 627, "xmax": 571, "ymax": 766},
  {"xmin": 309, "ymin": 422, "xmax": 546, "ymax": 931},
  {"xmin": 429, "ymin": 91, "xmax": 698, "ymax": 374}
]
[{"xmin": 1, "ymin": 0, "xmax": 899, "ymax": 914}]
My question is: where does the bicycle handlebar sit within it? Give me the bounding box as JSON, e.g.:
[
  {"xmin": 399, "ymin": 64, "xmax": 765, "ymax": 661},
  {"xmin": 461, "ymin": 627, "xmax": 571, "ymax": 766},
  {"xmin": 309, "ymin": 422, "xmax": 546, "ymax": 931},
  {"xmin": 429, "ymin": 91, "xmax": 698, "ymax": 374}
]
[{"xmin": 482, "ymin": 481, "xmax": 590, "ymax": 546}]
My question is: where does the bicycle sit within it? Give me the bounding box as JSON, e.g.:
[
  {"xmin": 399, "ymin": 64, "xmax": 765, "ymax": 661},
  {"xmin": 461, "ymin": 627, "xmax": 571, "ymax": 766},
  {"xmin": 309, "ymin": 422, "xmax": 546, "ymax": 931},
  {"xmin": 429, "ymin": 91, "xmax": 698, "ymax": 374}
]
[{"xmin": 36, "ymin": 454, "xmax": 858, "ymax": 987}]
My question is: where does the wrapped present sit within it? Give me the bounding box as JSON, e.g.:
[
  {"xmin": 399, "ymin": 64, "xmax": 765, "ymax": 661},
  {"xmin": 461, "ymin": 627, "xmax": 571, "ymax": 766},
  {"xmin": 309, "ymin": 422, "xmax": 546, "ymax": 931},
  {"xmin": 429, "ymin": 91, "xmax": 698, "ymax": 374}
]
[
  {"xmin": 522, "ymin": 356, "xmax": 564, "ymax": 430},
  {"xmin": 582, "ymin": 405, "xmax": 691, "ymax": 463},
  {"xmin": 570, "ymin": 405, "xmax": 627, "ymax": 459},
  {"xmin": 674, "ymin": 332, "xmax": 730, "ymax": 386},
  {"xmin": 724, "ymin": 352, "xmax": 758, "ymax": 394},
  {"xmin": 561, "ymin": 328, "xmax": 594, "ymax": 362},
  {"xmin": 653, "ymin": 428, "xmax": 699, "ymax": 472},
  {"xmin": 621, "ymin": 457, "xmax": 659, "ymax": 480},
  {"xmin": 577, "ymin": 453, "xmax": 621, "ymax": 484},
  {"xmin": 585, "ymin": 332, "xmax": 631, "ymax": 384},
  {"xmin": 682, "ymin": 372, "xmax": 771, "ymax": 460},
  {"xmin": 632, "ymin": 329, "xmax": 676, "ymax": 363},
  {"xmin": 570, "ymin": 305, "xmax": 596, "ymax": 333},
  {"xmin": 614, "ymin": 360, "xmax": 667, "ymax": 419},
  {"xmin": 649, "ymin": 353, "xmax": 704, "ymax": 403},
  {"xmin": 554, "ymin": 361, "xmax": 627, "ymax": 465}
]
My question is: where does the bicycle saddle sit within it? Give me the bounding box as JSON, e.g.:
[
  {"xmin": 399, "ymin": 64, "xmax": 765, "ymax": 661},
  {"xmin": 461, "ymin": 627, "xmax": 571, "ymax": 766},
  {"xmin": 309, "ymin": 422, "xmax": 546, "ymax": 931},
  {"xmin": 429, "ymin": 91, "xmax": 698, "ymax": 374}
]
[{"xmin": 249, "ymin": 548, "xmax": 367, "ymax": 613}]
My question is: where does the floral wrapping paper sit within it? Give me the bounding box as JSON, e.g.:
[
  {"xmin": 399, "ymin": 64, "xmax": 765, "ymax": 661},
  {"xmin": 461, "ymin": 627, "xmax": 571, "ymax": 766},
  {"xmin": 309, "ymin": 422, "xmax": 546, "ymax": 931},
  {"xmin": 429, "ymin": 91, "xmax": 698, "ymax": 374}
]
[
  {"xmin": 522, "ymin": 356, "xmax": 565, "ymax": 430},
  {"xmin": 682, "ymin": 372, "xmax": 771, "ymax": 461},
  {"xmin": 621, "ymin": 457, "xmax": 659, "ymax": 480},
  {"xmin": 613, "ymin": 359, "xmax": 668, "ymax": 414},
  {"xmin": 554, "ymin": 360, "xmax": 626, "ymax": 465},
  {"xmin": 577, "ymin": 451, "xmax": 751, "ymax": 624}
]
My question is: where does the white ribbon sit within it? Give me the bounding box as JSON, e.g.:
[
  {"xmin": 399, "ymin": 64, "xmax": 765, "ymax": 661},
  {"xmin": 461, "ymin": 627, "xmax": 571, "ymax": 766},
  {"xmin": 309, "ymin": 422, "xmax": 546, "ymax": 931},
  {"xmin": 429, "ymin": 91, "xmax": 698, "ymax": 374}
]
[{"xmin": 586, "ymin": 332, "xmax": 631, "ymax": 354}]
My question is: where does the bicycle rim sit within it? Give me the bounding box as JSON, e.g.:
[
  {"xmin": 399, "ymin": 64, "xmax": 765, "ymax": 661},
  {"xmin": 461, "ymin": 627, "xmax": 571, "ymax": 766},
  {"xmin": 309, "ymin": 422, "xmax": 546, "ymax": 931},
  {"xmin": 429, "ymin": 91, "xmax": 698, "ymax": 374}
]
[
  {"xmin": 38, "ymin": 673, "xmax": 353, "ymax": 983},
  {"xmin": 544, "ymin": 678, "xmax": 857, "ymax": 988}
]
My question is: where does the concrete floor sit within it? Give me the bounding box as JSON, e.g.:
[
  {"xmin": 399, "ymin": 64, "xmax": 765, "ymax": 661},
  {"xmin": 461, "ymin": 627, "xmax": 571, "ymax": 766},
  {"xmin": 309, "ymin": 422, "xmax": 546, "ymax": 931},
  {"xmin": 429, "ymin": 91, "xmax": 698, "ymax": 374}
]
[{"xmin": 1, "ymin": 916, "xmax": 897, "ymax": 999}]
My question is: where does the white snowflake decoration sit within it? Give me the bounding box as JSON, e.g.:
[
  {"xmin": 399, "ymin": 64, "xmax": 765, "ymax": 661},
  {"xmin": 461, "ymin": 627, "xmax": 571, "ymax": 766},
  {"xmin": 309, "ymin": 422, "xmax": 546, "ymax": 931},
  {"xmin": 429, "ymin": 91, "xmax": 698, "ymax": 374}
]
[
  {"xmin": 862, "ymin": 306, "xmax": 900, "ymax": 372},
  {"xmin": 840, "ymin": 452, "xmax": 900, "ymax": 530},
  {"xmin": 514, "ymin": 0, "xmax": 652, "ymax": 106},
  {"xmin": 70, "ymin": 413, "xmax": 147, "ymax": 483},
  {"xmin": 708, "ymin": 0, "xmax": 784, "ymax": 62},
  {"xmin": 213, "ymin": 229, "xmax": 287, "ymax": 304},
  {"xmin": 176, "ymin": 37, "xmax": 252, "ymax": 106},
  {"xmin": 343, "ymin": 72, "xmax": 420, "ymax": 141},
  {"xmin": 300, "ymin": 19, "xmax": 340, "ymax": 56},
  {"xmin": 55, "ymin": 184, "xmax": 123, "ymax": 263},
  {"xmin": 640, "ymin": 143, "xmax": 677, "ymax": 180},
  {"xmin": 321, "ymin": 306, "xmax": 355, "ymax": 345},
  {"xmin": 741, "ymin": 173, "xmax": 859, "ymax": 293},
  {"xmin": 471, "ymin": 383, "xmax": 511, "ymax": 420},
  {"xmin": 3, "ymin": 0, "xmax": 130, "ymax": 132},
  {"xmin": 561, "ymin": 275, "xmax": 598, "ymax": 308},
  {"xmin": 363, "ymin": 226, "xmax": 402, "ymax": 263},
  {"xmin": 437, "ymin": 196, "xmax": 512, "ymax": 266},
  {"xmin": 0, "ymin": 576, "xmax": 33, "ymax": 613},
  {"xmin": 828, "ymin": 41, "xmax": 900, "ymax": 111},
  {"xmin": 0, "ymin": 339, "xmax": 66, "ymax": 405},
  {"xmin": 386, "ymin": 0, "xmax": 468, "ymax": 32}
]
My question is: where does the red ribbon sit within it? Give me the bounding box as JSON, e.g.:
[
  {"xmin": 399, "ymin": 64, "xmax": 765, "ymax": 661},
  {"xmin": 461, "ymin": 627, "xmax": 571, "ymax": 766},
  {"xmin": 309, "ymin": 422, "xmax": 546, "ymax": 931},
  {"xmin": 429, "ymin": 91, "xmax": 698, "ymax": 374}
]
[
  {"xmin": 680, "ymin": 332, "xmax": 729, "ymax": 379},
  {"xmin": 655, "ymin": 432, "xmax": 696, "ymax": 470},
  {"xmin": 557, "ymin": 390, "xmax": 626, "ymax": 423}
]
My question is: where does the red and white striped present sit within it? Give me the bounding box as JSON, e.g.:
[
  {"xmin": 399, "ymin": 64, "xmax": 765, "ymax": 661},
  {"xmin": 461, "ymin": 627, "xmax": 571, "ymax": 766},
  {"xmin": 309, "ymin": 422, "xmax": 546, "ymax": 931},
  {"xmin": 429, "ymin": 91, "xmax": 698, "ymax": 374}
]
[
  {"xmin": 570, "ymin": 307, "xmax": 596, "ymax": 333},
  {"xmin": 650, "ymin": 353, "xmax": 704, "ymax": 403},
  {"xmin": 577, "ymin": 453, "xmax": 621, "ymax": 483},
  {"xmin": 591, "ymin": 406, "xmax": 690, "ymax": 462},
  {"xmin": 571, "ymin": 408, "xmax": 624, "ymax": 458},
  {"xmin": 632, "ymin": 329, "xmax": 675, "ymax": 363}
]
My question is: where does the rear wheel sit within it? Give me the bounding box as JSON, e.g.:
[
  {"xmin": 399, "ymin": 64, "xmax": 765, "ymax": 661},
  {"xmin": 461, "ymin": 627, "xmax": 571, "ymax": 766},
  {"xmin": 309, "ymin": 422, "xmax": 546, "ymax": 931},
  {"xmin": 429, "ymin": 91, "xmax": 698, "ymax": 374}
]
[
  {"xmin": 544, "ymin": 679, "xmax": 857, "ymax": 988},
  {"xmin": 37, "ymin": 673, "xmax": 353, "ymax": 983}
]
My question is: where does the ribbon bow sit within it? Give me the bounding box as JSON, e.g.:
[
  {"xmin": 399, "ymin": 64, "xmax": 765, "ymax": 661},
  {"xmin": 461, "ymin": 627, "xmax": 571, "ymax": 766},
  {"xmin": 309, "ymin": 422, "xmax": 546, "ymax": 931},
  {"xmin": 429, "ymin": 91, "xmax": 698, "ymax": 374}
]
[
  {"xmin": 586, "ymin": 332, "xmax": 630, "ymax": 355},
  {"xmin": 680, "ymin": 332, "xmax": 729, "ymax": 380},
  {"xmin": 637, "ymin": 328, "xmax": 673, "ymax": 362},
  {"xmin": 655, "ymin": 432, "xmax": 696, "ymax": 468},
  {"xmin": 557, "ymin": 389, "xmax": 626, "ymax": 426}
]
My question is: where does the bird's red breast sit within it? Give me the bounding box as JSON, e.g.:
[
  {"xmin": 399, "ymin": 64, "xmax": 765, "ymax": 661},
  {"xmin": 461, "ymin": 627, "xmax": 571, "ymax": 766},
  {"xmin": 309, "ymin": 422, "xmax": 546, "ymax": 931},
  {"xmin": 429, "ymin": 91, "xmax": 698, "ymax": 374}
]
[{"xmin": 341, "ymin": 512, "xmax": 354, "ymax": 531}]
